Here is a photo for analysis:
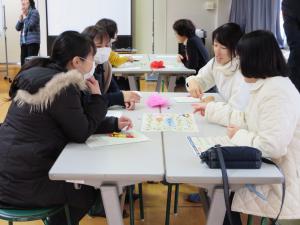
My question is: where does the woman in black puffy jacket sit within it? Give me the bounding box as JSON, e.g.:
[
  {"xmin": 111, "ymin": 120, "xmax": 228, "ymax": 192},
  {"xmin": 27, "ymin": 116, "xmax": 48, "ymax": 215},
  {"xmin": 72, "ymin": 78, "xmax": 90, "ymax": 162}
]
[{"xmin": 0, "ymin": 31, "xmax": 132, "ymax": 225}]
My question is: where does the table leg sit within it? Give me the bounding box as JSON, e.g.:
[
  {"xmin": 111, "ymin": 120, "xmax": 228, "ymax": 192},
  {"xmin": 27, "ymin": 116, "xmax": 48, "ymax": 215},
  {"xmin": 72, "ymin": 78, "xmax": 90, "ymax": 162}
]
[
  {"xmin": 168, "ymin": 76, "xmax": 177, "ymax": 92},
  {"xmin": 206, "ymin": 188, "xmax": 226, "ymax": 225},
  {"xmin": 156, "ymin": 75, "xmax": 162, "ymax": 92},
  {"xmin": 100, "ymin": 185, "xmax": 124, "ymax": 225},
  {"xmin": 128, "ymin": 75, "xmax": 138, "ymax": 91}
]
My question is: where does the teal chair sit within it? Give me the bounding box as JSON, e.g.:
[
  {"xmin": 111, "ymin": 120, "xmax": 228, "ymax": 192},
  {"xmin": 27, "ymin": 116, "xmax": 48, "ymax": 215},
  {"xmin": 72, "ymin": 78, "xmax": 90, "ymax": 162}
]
[
  {"xmin": 0, "ymin": 204, "xmax": 72, "ymax": 225},
  {"xmin": 247, "ymin": 215, "xmax": 270, "ymax": 225}
]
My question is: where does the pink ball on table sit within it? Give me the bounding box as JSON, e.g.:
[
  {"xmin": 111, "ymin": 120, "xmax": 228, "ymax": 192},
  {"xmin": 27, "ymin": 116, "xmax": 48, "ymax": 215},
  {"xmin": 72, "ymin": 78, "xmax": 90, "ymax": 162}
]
[{"xmin": 146, "ymin": 93, "xmax": 169, "ymax": 108}]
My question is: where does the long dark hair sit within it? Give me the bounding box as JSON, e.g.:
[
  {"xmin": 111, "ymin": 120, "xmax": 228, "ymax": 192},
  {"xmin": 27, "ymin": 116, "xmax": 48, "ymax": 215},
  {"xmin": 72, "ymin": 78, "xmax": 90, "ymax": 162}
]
[
  {"xmin": 236, "ymin": 30, "xmax": 288, "ymax": 79},
  {"xmin": 212, "ymin": 23, "xmax": 243, "ymax": 59},
  {"xmin": 29, "ymin": 0, "xmax": 36, "ymax": 9},
  {"xmin": 9, "ymin": 31, "xmax": 96, "ymax": 99}
]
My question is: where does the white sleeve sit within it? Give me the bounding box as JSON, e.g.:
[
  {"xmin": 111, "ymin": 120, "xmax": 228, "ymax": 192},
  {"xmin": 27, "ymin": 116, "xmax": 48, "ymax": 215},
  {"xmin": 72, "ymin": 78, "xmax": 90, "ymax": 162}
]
[
  {"xmin": 185, "ymin": 59, "xmax": 215, "ymax": 92},
  {"xmin": 205, "ymin": 101, "xmax": 247, "ymax": 127},
  {"xmin": 227, "ymin": 72, "xmax": 250, "ymax": 111},
  {"xmin": 204, "ymin": 71, "xmax": 250, "ymax": 127},
  {"xmin": 231, "ymin": 92, "xmax": 298, "ymax": 159}
]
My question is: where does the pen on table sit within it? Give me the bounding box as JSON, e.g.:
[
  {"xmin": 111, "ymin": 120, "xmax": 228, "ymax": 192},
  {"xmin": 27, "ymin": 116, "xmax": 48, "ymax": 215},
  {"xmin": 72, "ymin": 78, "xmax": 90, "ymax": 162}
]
[{"xmin": 187, "ymin": 136, "xmax": 200, "ymax": 155}]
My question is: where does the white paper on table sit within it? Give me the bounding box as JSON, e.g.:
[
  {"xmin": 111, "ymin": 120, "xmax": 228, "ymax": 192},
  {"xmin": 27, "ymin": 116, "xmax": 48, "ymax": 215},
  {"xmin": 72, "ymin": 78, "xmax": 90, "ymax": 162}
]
[
  {"xmin": 106, "ymin": 110, "xmax": 122, "ymax": 118},
  {"xmin": 86, "ymin": 130, "xmax": 150, "ymax": 148},
  {"xmin": 189, "ymin": 136, "xmax": 235, "ymax": 155},
  {"xmin": 173, "ymin": 96, "xmax": 201, "ymax": 103},
  {"xmin": 153, "ymin": 55, "xmax": 177, "ymax": 59},
  {"xmin": 116, "ymin": 66, "xmax": 143, "ymax": 70},
  {"xmin": 132, "ymin": 55, "xmax": 144, "ymax": 60}
]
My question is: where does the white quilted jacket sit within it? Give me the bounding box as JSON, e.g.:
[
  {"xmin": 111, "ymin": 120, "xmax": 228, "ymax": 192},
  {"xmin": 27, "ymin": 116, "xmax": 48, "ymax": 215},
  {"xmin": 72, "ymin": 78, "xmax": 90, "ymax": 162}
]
[
  {"xmin": 207, "ymin": 76, "xmax": 300, "ymax": 219},
  {"xmin": 186, "ymin": 57, "xmax": 249, "ymax": 113}
]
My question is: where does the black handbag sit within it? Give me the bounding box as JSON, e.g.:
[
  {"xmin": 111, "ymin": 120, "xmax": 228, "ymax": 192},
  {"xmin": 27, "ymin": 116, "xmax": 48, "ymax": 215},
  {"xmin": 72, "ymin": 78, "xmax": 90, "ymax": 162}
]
[
  {"xmin": 200, "ymin": 145, "xmax": 262, "ymax": 169},
  {"xmin": 200, "ymin": 145, "xmax": 285, "ymax": 225}
]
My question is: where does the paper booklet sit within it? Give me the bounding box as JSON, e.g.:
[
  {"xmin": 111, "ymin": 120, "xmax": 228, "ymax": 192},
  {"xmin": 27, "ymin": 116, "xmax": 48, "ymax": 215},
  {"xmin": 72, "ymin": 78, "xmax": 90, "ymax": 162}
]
[
  {"xmin": 187, "ymin": 135, "xmax": 235, "ymax": 156},
  {"xmin": 86, "ymin": 130, "xmax": 150, "ymax": 148}
]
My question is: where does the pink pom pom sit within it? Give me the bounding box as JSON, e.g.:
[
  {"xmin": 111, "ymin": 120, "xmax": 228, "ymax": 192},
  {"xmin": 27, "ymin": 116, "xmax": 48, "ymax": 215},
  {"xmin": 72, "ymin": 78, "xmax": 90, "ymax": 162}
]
[{"xmin": 146, "ymin": 93, "xmax": 169, "ymax": 108}]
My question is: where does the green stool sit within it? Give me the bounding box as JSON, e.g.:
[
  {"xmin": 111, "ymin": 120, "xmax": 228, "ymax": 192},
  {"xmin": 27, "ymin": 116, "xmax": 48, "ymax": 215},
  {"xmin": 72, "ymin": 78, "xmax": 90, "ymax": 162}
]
[
  {"xmin": 247, "ymin": 215, "xmax": 270, "ymax": 225},
  {"xmin": 0, "ymin": 204, "xmax": 72, "ymax": 225}
]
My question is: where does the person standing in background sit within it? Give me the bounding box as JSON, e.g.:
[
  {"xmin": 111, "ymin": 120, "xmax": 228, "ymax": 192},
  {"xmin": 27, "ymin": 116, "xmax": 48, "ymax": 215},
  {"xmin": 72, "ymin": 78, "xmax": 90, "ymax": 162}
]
[
  {"xmin": 15, "ymin": 0, "xmax": 40, "ymax": 66},
  {"xmin": 282, "ymin": 0, "xmax": 300, "ymax": 92}
]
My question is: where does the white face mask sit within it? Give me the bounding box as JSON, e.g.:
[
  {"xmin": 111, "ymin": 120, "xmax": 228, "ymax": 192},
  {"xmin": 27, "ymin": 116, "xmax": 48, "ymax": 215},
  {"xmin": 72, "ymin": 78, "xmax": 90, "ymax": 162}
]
[
  {"xmin": 83, "ymin": 61, "xmax": 96, "ymax": 80},
  {"xmin": 94, "ymin": 47, "xmax": 111, "ymax": 64}
]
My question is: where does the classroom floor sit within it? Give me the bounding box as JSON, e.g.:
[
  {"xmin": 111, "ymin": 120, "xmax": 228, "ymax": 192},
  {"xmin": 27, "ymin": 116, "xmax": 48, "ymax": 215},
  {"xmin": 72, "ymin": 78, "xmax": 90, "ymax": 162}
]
[{"xmin": 0, "ymin": 64, "xmax": 254, "ymax": 225}]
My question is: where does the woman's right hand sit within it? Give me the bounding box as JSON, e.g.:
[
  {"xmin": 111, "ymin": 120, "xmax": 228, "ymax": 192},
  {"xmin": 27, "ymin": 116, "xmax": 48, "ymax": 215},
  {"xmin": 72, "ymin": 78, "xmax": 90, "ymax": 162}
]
[
  {"xmin": 118, "ymin": 116, "xmax": 133, "ymax": 130},
  {"xmin": 187, "ymin": 79, "xmax": 203, "ymax": 98},
  {"xmin": 177, "ymin": 54, "xmax": 184, "ymax": 62},
  {"xmin": 127, "ymin": 56, "xmax": 134, "ymax": 62},
  {"xmin": 122, "ymin": 91, "xmax": 141, "ymax": 103},
  {"xmin": 86, "ymin": 77, "xmax": 101, "ymax": 95},
  {"xmin": 192, "ymin": 103, "xmax": 207, "ymax": 116}
]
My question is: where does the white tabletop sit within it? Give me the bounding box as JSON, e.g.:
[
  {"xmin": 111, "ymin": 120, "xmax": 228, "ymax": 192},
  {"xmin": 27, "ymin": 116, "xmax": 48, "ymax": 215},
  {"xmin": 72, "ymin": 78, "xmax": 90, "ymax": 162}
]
[
  {"xmin": 160, "ymin": 93, "xmax": 283, "ymax": 185},
  {"xmin": 149, "ymin": 54, "xmax": 196, "ymax": 74},
  {"xmin": 112, "ymin": 54, "xmax": 151, "ymax": 74},
  {"xmin": 112, "ymin": 54, "xmax": 196, "ymax": 75},
  {"xmin": 49, "ymin": 93, "xmax": 164, "ymax": 186}
]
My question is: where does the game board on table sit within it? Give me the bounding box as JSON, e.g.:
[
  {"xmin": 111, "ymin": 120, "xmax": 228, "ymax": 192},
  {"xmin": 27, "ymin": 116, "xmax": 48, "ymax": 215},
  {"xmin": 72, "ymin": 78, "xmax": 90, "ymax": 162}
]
[{"xmin": 141, "ymin": 113, "xmax": 198, "ymax": 132}]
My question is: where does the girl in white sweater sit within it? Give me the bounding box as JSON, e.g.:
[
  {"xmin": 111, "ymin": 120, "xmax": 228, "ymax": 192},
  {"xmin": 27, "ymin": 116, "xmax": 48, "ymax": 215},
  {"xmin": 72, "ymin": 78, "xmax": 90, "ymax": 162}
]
[
  {"xmin": 187, "ymin": 23, "xmax": 249, "ymax": 124},
  {"xmin": 186, "ymin": 23, "xmax": 249, "ymax": 204},
  {"xmin": 217, "ymin": 31, "xmax": 300, "ymax": 225}
]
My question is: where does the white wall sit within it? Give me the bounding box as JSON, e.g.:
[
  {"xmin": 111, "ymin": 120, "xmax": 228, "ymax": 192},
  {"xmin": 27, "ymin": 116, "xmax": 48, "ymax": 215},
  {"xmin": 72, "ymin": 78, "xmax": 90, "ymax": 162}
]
[
  {"xmin": 166, "ymin": 0, "xmax": 217, "ymax": 55},
  {"xmin": 0, "ymin": 0, "xmax": 22, "ymax": 63},
  {"xmin": 0, "ymin": 0, "xmax": 231, "ymax": 63},
  {"xmin": 0, "ymin": 0, "xmax": 47, "ymax": 63},
  {"xmin": 134, "ymin": 0, "xmax": 231, "ymax": 55}
]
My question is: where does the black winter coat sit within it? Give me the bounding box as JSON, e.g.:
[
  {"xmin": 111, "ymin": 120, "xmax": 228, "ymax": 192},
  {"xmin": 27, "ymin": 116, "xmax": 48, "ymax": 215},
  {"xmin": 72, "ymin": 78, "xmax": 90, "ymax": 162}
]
[{"xmin": 0, "ymin": 66, "xmax": 119, "ymax": 208}]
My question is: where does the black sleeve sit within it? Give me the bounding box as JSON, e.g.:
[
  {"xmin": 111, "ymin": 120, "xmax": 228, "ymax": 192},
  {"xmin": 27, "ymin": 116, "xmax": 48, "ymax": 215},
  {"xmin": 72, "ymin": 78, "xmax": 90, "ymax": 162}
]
[
  {"xmin": 103, "ymin": 92, "xmax": 125, "ymax": 107},
  {"xmin": 50, "ymin": 85, "xmax": 108, "ymax": 143},
  {"xmin": 185, "ymin": 39, "xmax": 208, "ymax": 72},
  {"xmin": 108, "ymin": 76, "xmax": 120, "ymax": 92},
  {"xmin": 103, "ymin": 76, "xmax": 125, "ymax": 107},
  {"xmin": 15, "ymin": 21, "xmax": 24, "ymax": 31},
  {"xmin": 95, "ymin": 117, "xmax": 120, "ymax": 134}
]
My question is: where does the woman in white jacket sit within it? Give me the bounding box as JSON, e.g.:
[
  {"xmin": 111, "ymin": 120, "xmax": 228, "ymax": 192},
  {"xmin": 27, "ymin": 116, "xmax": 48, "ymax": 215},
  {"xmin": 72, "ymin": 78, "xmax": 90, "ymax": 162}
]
[
  {"xmin": 204, "ymin": 30, "xmax": 300, "ymax": 224},
  {"xmin": 186, "ymin": 23, "xmax": 249, "ymax": 203},
  {"xmin": 186, "ymin": 23, "xmax": 249, "ymax": 119}
]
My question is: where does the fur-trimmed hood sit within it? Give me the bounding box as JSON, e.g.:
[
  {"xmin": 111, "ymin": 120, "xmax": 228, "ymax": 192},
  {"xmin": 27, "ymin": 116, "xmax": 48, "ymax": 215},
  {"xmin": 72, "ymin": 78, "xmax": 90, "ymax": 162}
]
[{"xmin": 14, "ymin": 69, "xmax": 87, "ymax": 111}]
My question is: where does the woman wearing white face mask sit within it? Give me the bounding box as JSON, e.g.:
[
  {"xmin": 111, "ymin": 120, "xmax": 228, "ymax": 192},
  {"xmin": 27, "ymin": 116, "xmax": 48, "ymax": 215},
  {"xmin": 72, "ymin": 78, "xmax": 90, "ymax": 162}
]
[
  {"xmin": 96, "ymin": 18, "xmax": 134, "ymax": 67},
  {"xmin": 82, "ymin": 26, "xmax": 140, "ymax": 110},
  {"xmin": 0, "ymin": 31, "xmax": 132, "ymax": 225}
]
